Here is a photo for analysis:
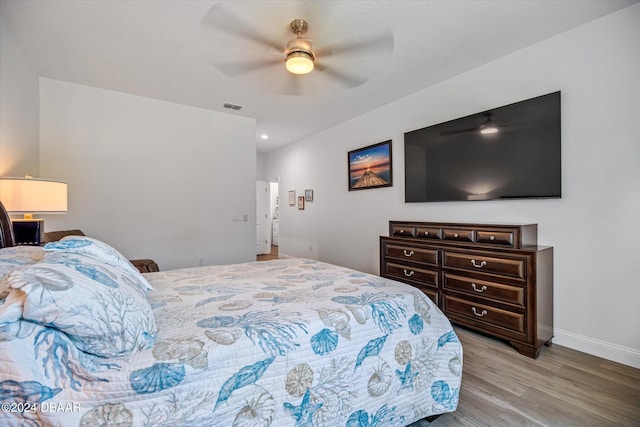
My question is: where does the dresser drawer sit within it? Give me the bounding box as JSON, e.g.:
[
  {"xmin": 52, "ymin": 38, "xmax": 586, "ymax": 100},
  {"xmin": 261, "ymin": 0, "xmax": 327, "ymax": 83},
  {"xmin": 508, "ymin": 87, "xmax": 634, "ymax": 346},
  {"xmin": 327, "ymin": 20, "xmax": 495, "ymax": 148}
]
[
  {"xmin": 443, "ymin": 295, "xmax": 525, "ymax": 335},
  {"xmin": 384, "ymin": 243, "xmax": 438, "ymax": 266},
  {"xmin": 443, "ymin": 273, "xmax": 525, "ymax": 307},
  {"xmin": 384, "ymin": 262, "xmax": 438, "ymax": 287},
  {"xmin": 391, "ymin": 224, "xmax": 415, "ymax": 237},
  {"xmin": 443, "ymin": 228, "xmax": 474, "ymax": 243},
  {"xmin": 443, "ymin": 251, "xmax": 526, "ymax": 279},
  {"xmin": 475, "ymin": 230, "xmax": 514, "ymax": 246},
  {"xmin": 415, "ymin": 226, "xmax": 442, "ymax": 240},
  {"xmin": 420, "ymin": 287, "xmax": 439, "ymax": 305}
]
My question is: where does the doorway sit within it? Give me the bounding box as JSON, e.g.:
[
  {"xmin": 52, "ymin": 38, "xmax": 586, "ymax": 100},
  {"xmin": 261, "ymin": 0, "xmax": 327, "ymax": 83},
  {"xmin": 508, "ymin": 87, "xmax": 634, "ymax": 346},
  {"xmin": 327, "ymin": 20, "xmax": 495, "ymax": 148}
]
[
  {"xmin": 270, "ymin": 181, "xmax": 279, "ymax": 250},
  {"xmin": 256, "ymin": 179, "xmax": 279, "ymax": 258}
]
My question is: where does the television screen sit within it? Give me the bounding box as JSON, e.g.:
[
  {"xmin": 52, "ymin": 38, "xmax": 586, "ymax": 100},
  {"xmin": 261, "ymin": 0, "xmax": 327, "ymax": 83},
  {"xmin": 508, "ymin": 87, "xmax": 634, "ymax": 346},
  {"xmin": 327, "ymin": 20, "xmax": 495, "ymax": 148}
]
[{"xmin": 404, "ymin": 91, "xmax": 561, "ymax": 202}]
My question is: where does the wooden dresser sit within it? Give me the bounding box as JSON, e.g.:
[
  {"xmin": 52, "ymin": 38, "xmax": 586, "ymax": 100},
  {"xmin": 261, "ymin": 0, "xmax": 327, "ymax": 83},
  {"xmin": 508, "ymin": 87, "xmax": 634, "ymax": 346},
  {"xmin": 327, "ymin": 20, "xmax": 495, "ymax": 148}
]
[{"xmin": 380, "ymin": 221, "xmax": 553, "ymax": 358}]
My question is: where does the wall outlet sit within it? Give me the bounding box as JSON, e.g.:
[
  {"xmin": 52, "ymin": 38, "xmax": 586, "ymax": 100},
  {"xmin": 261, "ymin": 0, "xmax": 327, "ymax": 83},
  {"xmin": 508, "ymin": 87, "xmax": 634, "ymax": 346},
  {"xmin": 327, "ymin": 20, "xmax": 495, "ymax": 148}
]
[{"xmin": 233, "ymin": 214, "xmax": 250, "ymax": 222}]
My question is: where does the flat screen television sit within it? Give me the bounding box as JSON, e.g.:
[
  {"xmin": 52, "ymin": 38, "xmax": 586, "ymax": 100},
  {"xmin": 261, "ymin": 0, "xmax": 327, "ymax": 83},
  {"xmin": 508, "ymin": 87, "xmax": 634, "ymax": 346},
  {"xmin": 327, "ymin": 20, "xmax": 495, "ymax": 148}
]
[{"xmin": 404, "ymin": 91, "xmax": 561, "ymax": 202}]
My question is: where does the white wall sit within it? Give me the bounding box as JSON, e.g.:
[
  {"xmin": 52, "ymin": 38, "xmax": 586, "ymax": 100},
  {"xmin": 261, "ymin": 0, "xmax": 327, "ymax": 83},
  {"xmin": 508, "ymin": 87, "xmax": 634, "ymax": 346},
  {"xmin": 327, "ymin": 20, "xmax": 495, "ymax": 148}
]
[
  {"xmin": 39, "ymin": 79, "xmax": 257, "ymax": 270},
  {"xmin": 0, "ymin": 11, "xmax": 39, "ymax": 176},
  {"xmin": 265, "ymin": 4, "xmax": 640, "ymax": 367},
  {"xmin": 256, "ymin": 152, "xmax": 266, "ymax": 181}
]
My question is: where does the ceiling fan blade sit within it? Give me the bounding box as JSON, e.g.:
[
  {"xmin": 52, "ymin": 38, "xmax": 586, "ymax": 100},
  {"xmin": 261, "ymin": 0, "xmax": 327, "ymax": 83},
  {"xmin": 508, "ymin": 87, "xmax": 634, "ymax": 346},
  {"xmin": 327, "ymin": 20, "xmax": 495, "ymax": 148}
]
[
  {"xmin": 280, "ymin": 76, "xmax": 302, "ymax": 96},
  {"xmin": 440, "ymin": 128, "xmax": 478, "ymax": 136},
  {"xmin": 202, "ymin": 3, "xmax": 284, "ymax": 52},
  {"xmin": 212, "ymin": 58, "xmax": 282, "ymax": 77},
  {"xmin": 316, "ymin": 63, "xmax": 366, "ymax": 88},
  {"xmin": 441, "ymin": 123, "xmax": 511, "ymax": 136},
  {"xmin": 317, "ymin": 32, "xmax": 393, "ymax": 58}
]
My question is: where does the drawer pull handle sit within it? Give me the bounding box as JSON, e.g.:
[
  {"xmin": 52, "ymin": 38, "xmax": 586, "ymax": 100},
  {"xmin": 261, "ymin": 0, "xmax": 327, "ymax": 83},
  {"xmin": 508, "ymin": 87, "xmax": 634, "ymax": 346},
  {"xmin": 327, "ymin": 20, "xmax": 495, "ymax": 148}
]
[
  {"xmin": 399, "ymin": 229, "xmax": 404, "ymax": 234},
  {"xmin": 472, "ymin": 283, "xmax": 488, "ymax": 293},
  {"xmin": 471, "ymin": 259, "xmax": 487, "ymax": 268},
  {"xmin": 403, "ymin": 250, "xmax": 414, "ymax": 257},
  {"xmin": 424, "ymin": 231, "xmax": 429, "ymax": 236},
  {"xmin": 490, "ymin": 235, "xmax": 495, "ymax": 241},
  {"xmin": 454, "ymin": 233, "xmax": 459, "ymax": 238},
  {"xmin": 403, "ymin": 269, "xmax": 415, "ymax": 277},
  {"xmin": 472, "ymin": 307, "xmax": 488, "ymax": 317}
]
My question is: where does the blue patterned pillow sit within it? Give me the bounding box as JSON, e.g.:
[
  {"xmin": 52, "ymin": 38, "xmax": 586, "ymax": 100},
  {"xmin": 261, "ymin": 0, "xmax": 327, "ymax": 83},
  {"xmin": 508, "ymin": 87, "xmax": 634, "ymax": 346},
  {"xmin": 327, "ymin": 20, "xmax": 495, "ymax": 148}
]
[
  {"xmin": 4, "ymin": 251, "xmax": 157, "ymax": 358},
  {"xmin": 0, "ymin": 246, "xmax": 44, "ymax": 283},
  {"xmin": 44, "ymin": 236, "xmax": 153, "ymax": 291}
]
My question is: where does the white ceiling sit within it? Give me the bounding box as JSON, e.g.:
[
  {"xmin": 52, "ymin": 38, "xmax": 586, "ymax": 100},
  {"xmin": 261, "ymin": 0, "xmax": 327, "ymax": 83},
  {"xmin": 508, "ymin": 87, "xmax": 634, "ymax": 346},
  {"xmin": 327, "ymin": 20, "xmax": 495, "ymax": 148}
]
[{"xmin": 1, "ymin": 0, "xmax": 636, "ymax": 153}]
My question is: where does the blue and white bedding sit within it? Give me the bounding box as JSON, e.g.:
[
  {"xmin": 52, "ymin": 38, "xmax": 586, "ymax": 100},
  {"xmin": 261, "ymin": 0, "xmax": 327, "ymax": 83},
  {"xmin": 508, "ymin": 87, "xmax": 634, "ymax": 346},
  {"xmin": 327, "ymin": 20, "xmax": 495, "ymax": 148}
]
[{"xmin": 1, "ymin": 242, "xmax": 462, "ymax": 427}]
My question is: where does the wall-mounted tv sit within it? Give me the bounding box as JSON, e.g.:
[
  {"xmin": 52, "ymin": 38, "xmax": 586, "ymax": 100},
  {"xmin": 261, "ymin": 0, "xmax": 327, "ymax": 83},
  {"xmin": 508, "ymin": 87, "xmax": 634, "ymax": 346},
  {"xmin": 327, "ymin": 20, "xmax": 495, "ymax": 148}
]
[{"xmin": 404, "ymin": 91, "xmax": 561, "ymax": 203}]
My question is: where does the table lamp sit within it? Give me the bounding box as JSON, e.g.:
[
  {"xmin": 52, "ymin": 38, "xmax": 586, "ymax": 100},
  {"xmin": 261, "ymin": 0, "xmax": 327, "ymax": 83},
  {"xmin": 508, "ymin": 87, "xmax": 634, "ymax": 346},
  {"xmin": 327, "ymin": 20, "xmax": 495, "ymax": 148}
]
[{"xmin": 0, "ymin": 177, "xmax": 68, "ymax": 245}]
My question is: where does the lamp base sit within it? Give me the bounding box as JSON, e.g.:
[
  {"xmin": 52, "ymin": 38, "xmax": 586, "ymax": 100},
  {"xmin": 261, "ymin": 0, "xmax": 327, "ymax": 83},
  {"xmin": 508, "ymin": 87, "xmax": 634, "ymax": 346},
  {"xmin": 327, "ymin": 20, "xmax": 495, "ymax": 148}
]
[{"xmin": 12, "ymin": 219, "xmax": 44, "ymax": 246}]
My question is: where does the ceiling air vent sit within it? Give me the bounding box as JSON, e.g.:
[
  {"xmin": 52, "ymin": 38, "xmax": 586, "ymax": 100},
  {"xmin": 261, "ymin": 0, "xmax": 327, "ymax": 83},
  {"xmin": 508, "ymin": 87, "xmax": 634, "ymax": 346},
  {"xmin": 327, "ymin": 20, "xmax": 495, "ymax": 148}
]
[{"xmin": 223, "ymin": 103, "xmax": 243, "ymax": 110}]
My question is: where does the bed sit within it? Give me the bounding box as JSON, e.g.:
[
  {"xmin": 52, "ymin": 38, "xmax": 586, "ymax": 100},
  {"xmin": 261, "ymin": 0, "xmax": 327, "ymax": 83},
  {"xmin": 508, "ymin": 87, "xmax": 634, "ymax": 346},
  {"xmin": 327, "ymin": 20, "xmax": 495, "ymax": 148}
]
[{"xmin": 0, "ymin": 202, "xmax": 462, "ymax": 426}]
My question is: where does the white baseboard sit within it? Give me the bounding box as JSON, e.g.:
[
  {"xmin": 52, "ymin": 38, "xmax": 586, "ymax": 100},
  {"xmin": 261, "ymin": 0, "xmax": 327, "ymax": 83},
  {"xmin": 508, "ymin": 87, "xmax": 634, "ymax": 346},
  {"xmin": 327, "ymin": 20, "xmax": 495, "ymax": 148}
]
[{"xmin": 553, "ymin": 328, "xmax": 640, "ymax": 369}]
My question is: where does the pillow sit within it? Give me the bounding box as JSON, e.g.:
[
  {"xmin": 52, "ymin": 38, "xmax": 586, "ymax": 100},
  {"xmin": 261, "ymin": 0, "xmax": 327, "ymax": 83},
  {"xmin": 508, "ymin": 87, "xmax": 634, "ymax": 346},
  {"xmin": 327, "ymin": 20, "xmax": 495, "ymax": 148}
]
[
  {"xmin": 0, "ymin": 288, "xmax": 25, "ymax": 324},
  {"xmin": 44, "ymin": 235, "xmax": 153, "ymax": 291},
  {"xmin": 0, "ymin": 246, "xmax": 44, "ymax": 283},
  {"xmin": 4, "ymin": 250, "xmax": 157, "ymax": 358}
]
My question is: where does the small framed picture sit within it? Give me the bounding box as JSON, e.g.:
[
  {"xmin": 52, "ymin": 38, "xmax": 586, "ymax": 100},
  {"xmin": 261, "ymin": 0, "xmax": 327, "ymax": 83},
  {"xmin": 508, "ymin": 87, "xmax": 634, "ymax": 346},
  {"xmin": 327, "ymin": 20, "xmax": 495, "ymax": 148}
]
[
  {"xmin": 348, "ymin": 140, "xmax": 393, "ymax": 191},
  {"xmin": 297, "ymin": 196, "xmax": 305, "ymax": 210},
  {"xmin": 305, "ymin": 189, "xmax": 313, "ymax": 202},
  {"xmin": 288, "ymin": 190, "xmax": 296, "ymax": 206}
]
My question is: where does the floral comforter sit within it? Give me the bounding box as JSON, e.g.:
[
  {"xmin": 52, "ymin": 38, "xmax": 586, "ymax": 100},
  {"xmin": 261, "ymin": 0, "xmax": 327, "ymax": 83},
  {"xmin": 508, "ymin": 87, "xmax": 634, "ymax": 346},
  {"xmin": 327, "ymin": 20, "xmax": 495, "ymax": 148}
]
[{"xmin": 1, "ymin": 258, "xmax": 462, "ymax": 426}]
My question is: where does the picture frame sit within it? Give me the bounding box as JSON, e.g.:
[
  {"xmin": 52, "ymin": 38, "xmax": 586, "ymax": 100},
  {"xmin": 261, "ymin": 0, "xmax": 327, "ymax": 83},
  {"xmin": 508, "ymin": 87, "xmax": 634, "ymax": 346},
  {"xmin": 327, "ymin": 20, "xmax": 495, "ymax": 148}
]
[
  {"xmin": 348, "ymin": 140, "xmax": 393, "ymax": 191},
  {"xmin": 305, "ymin": 189, "xmax": 313, "ymax": 202},
  {"xmin": 297, "ymin": 196, "xmax": 305, "ymax": 210},
  {"xmin": 288, "ymin": 190, "xmax": 296, "ymax": 206}
]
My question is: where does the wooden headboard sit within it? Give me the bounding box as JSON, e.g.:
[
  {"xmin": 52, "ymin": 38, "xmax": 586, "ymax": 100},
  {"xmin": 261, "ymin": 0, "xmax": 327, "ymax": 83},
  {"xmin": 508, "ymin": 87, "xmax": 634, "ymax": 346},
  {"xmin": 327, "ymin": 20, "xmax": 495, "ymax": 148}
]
[{"xmin": 0, "ymin": 200, "xmax": 15, "ymax": 249}]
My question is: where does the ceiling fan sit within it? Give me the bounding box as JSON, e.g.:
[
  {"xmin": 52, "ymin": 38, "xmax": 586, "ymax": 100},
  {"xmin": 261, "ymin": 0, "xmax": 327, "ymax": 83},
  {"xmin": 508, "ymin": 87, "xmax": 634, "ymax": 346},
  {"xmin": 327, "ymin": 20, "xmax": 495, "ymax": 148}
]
[
  {"xmin": 440, "ymin": 112, "xmax": 506, "ymax": 136},
  {"xmin": 201, "ymin": 2, "xmax": 394, "ymax": 96},
  {"xmin": 284, "ymin": 18, "xmax": 315, "ymax": 75}
]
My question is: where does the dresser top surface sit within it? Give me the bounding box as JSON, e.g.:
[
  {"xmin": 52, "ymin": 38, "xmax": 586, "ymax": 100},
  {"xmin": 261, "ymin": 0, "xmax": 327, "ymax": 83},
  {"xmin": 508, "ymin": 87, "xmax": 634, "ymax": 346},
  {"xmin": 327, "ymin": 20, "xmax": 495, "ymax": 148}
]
[{"xmin": 389, "ymin": 220, "xmax": 537, "ymax": 228}]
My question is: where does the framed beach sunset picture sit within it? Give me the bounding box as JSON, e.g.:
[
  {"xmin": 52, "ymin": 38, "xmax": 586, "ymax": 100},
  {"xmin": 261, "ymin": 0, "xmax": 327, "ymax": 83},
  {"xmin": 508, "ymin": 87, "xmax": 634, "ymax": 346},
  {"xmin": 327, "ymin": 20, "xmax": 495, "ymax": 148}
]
[{"xmin": 348, "ymin": 140, "xmax": 393, "ymax": 191}]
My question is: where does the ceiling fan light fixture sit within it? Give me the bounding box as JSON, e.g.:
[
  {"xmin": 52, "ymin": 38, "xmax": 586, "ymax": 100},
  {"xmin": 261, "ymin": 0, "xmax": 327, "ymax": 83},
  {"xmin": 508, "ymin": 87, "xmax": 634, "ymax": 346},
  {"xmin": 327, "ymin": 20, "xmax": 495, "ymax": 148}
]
[
  {"xmin": 284, "ymin": 20, "xmax": 314, "ymax": 75},
  {"xmin": 286, "ymin": 51, "xmax": 314, "ymax": 74},
  {"xmin": 480, "ymin": 124, "xmax": 499, "ymax": 135},
  {"xmin": 479, "ymin": 113, "xmax": 499, "ymax": 134}
]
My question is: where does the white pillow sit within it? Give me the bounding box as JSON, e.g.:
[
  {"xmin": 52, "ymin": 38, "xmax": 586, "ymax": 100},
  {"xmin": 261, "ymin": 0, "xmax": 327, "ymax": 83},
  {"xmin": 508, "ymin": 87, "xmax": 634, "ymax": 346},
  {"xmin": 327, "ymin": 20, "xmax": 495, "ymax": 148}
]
[
  {"xmin": 0, "ymin": 246, "xmax": 44, "ymax": 283},
  {"xmin": 4, "ymin": 250, "xmax": 157, "ymax": 358},
  {"xmin": 44, "ymin": 235, "xmax": 153, "ymax": 291}
]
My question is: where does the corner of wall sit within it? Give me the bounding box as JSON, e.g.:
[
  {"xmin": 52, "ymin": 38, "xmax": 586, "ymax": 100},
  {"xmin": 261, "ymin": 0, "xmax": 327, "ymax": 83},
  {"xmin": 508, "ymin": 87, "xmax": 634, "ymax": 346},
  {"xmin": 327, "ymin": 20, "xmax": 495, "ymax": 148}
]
[{"xmin": 554, "ymin": 328, "xmax": 640, "ymax": 369}]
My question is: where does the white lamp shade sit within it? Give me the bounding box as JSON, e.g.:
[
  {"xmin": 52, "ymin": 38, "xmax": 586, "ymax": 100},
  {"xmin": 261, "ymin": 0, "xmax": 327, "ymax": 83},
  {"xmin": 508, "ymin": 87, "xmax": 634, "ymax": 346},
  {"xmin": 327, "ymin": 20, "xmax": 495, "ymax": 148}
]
[{"xmin": 0, "ymin": 177, "xmax": 68, "ymax": 213}]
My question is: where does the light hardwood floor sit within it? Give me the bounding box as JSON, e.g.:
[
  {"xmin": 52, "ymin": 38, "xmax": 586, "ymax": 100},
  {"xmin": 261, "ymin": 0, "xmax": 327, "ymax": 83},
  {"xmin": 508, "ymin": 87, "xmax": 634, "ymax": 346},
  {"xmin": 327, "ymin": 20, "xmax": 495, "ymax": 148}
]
[
  {"xmin": 257, "ymin": 245, "xmax": 279, "ymax": 261},
  {"xmin": 421, "ymin": 327, "xmax": 640, "ymax": 427}
]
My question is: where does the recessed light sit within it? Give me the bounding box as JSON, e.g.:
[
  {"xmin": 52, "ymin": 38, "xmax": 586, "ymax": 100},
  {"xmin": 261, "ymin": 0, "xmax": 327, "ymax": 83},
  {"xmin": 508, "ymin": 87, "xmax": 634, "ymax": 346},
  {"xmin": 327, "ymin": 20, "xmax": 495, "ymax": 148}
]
[{"xmin": 260, "ymin": 134, "xmax": 269, "ymax": 140}]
